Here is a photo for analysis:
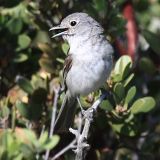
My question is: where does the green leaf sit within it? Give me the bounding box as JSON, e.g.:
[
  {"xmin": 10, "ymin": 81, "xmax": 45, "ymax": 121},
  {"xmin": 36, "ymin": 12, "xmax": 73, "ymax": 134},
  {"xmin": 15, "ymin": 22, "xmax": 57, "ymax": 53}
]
[
  {"xmin": 16, "ymin": 76, "xmax": 34, "ymax": 94},
  {"xmin": 100, "ymin": 100, "xmax": 113, "ymax": 111},
  {"xmin": 1, "ymin": 106, "xmax": 10, "ymax": 118},
  {"xmin": 31, "ymin": 75, "xmax": 47, "ymax": 90},
  {"xmin": 43, "ymin": 135, "xmax": 60, "ymax": 150},
  {"xmin": 61, "ymin": 43, "xmax": 69, "ymax": 55},
  {"xmin": 122, "ymin": 62, "xmax": 132, "ymax": 80},
  {"xmin": 125, "ymin": 86, "xmax": 136, "ymax": 105},
  {"xmin": 142, "ymin": 29, "xmax": 160, "ymax": 55},
  {"xmin": 18, "ymin": 34, "xmax": 31, "ymax": 49},
  {"xmin": 109, "ymin": 114, "xmax": 138, "ymax": 137},
  {"xmin": 130, "ymin": 97, "xmax": 156, "ymax": 114},
  {"xmin": 112, "ymin": 55, "xmax": 132, "ymax": 82},
  {"xmin": 16, "ymin": 99, "xmax": 43, "ymax": 121},
  {"xmin": 16, "ymin": 101, "xmax": 30, "ymax": 119},
  {"xmin": 20, "ymin": 144, "xmax": 34, "ymax": 159},
  {"xmin": 111, "ymin": 74, "xmax": 122, "ymax": 82},
  {"xmin": 6, "ymin": 18, "xmax": 23, "ymax": 34},
  {"xmin": 13, "ymin": 154, "xmax": 23, "ymax": 160},
  {"xmin": 23, "ymin": 129, "xmax": 37, "ymax": 142},
  {"xmin": 114, "ymin": 56, "xmax": 132, "ymax": 76},
  {"xmin": 111, "ymin": 122, "xmax": 137, "ymax": 137},
  {"xmin": 123, "ymin": 73, "xmax": 134, "ymax": 87},
  {"xmin": 113, "ymin": 83, "xmax": 125, "ymax": 103},
  {"xmin": 38, "ymin": 132, "xmax": 48, "ymax": 146},
  {"xmin": 19, "ymin": 141, "xmax": 35, "ymax": 160},
  {"xmin": 13, "ymin": 53, "xmax": 28, "ymax": 63}
]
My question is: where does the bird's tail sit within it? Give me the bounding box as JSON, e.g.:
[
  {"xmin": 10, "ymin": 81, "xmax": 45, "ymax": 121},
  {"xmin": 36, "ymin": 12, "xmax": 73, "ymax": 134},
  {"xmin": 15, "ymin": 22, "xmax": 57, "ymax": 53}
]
[{"xmin": 54, "ymin": 91, "xmax": 77, "ymax": 131}]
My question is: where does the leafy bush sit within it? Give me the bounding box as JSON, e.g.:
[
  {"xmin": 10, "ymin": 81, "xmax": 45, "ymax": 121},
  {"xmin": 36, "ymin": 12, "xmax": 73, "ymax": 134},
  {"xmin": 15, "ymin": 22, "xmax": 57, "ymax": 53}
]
[{"xmin": 0, "ymin": 0, "xmax": 160, "ymax": 160}]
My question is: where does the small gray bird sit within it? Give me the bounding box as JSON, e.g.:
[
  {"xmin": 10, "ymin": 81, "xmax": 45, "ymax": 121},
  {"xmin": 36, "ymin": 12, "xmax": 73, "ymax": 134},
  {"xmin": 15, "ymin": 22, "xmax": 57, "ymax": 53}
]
[{"xmin": 50, "ymin": 12, "xmax": 113, "ymax": 130}]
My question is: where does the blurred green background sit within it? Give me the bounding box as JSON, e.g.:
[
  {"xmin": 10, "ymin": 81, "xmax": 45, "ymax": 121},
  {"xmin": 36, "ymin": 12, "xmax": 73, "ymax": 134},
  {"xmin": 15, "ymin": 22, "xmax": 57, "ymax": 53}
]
[{"xmin": 0, "ymin": 0, "xmax": 160, "ymax": 160}]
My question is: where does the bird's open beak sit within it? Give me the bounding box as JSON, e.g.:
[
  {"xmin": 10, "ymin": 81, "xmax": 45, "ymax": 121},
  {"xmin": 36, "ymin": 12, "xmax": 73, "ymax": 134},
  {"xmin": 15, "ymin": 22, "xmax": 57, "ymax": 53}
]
[{"xmin": 49, "ymin": 25, "xmax": 69, "ymax": 38}]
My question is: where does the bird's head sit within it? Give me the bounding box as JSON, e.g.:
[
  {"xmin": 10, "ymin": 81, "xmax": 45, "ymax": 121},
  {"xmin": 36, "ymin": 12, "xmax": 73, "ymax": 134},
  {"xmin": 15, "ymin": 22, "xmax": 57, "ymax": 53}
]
[{"xmin": 49, "ymin": 12, "xmax": 104, "ymax": 42}]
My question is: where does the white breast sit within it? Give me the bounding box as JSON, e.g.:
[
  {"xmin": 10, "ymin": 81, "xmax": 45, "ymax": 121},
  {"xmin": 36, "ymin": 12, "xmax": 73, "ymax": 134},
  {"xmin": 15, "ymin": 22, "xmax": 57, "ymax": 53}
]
[
  {"xmin": 65, "ymin": 33, "xmax": 113, "ymax": 96},
  {"xmin": 66, "ymin": 46, "xmax": 113, "ymax": 96}
]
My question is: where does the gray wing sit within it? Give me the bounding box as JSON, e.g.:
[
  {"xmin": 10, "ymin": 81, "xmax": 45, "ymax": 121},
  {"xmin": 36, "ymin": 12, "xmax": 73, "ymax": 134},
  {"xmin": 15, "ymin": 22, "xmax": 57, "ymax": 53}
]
[{"xmin": 61, "ymin": 54, "xmax": 73, "ymax": 92}]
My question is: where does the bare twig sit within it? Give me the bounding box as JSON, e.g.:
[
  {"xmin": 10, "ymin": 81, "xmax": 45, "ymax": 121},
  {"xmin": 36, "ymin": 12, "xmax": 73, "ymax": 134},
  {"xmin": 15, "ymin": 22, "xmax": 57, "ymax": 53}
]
[
  {"xmin": 49, "ymin": 93, "xmax": 107, "ymax": 160},
  {"xmin": 44, "ymin": 85, "xmax": 60, "ymax": 160},
  {"xmin": 74, "ymin": 93, "xmax": 107, "ymax": 160},
  {"xmin": 50, "ymin": 113, "xmax": 83, "ymax": 160},
  {"xmin": 51, "ymin": 139, "xmax": 77, "ymax": 160}
]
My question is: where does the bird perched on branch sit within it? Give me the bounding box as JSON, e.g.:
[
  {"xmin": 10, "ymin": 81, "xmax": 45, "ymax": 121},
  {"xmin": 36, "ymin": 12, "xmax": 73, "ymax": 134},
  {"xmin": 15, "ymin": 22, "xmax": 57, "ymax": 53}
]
[{"xmin": 50, "ymin": 12, "xmax": 113, "ymax": 130}]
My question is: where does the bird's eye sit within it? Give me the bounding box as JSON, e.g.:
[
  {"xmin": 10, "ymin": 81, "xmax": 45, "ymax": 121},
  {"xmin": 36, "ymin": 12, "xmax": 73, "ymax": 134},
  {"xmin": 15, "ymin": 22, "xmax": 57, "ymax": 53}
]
[{"xmin": 70, "ymin": 21, "xmax": 77, "ymax": 26}]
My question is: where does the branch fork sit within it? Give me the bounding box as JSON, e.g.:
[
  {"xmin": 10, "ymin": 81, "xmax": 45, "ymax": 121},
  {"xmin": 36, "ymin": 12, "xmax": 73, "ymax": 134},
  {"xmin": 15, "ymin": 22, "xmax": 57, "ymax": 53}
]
[
  {"xmin": 70, "ymin": 93, "xmax": 107, "ymax": 160},
  {"xmin": 50, "ymin": 92, "xmax": 107, "ymax": 160}
]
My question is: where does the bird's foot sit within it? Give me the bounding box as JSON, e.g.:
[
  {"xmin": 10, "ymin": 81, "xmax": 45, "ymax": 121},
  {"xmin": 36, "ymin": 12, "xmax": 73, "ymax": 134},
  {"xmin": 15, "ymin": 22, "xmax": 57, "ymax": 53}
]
[
  {"xmin": 76, "ymin": 97, "xmax": 96, "ymax": 122},
  {"xmin": 82, "ymin": 107, "xmax": 95, "ymax": 122}
]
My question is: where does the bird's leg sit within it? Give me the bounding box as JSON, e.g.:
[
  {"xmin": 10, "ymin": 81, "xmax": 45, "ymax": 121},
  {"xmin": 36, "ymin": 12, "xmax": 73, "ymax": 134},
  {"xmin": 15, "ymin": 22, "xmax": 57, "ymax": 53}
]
[
  {"xmin": 76, "ymin": 97, "xmax": 85, "ymax": 114},
  {"xmin": 100, "ymin": 88, "xmax": 112, "ymax": 100},
  {"xmin": 77, "ymin": 97, "xmax": 94, "ymax": 120}
]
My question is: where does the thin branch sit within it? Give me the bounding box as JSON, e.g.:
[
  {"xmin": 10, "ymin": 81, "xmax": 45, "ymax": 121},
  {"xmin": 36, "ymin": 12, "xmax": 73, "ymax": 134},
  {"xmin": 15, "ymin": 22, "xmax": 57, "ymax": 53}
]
[
  {"xmin": 50, "ymin": 113, "xmax": 83, "ymax": 160},
  {"xmin": 51, "ymin": 139, "xmax": 77, "ymax": 160},
  {"xmin": 44, "ymin": 85, "xmax": 60, "ymax": 160},
  {"xmin": 74, "ymin": 93, "xmax": 107, "ymax": 160},
  {"xmin": 49, "ymin": 92, "xmax": 107, "ymax": 160},
  {"xmin": 49, "ymin": 86, "xmax": 60, "ymax": 137}
]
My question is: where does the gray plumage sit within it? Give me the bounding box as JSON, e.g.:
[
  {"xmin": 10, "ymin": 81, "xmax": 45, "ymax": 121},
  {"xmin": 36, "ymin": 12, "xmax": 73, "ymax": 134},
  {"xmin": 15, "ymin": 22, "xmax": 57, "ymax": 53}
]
[{"xmin": 50, "ymin": 12, "xmax": 113, "ymax": 131}]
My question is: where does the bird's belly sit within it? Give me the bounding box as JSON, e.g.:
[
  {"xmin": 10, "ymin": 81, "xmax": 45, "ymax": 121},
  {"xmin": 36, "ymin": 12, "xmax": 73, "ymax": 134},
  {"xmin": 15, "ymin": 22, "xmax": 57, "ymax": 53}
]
[{"xmin": 66, "ymin": 57, "xmax": 112, "ymax": 96}]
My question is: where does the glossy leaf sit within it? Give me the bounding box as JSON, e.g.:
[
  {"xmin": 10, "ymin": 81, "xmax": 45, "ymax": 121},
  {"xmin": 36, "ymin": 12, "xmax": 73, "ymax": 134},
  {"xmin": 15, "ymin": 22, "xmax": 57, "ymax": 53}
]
[
  {"xmin": 42, "ymin": 135, "xmax": 60, "ymax": 150},
  {"xmin": 16, "ymin": 101, "xmax": 30, "ymax": 119},
  {"xmin": 112, "ymin": 55, "xmax": 132, "ymax": 82},
  {"xmin": 23, "ymin": 129, "xmax": 37, "ymax": 142},
  {"xmin": 100, "ymin": 100, "xmax": 113, "ymax": 111},
  {"xmin": 6, "ymin": 18, "xmax": 23, "ymax": 34},
  {"xmin": 130, "ymin": 97, "xmax": 156, "ymax": 114},
  {"xmin": 111, "ymin": 123, "xmax": 137, "ymax": 137},
  {"xmin": 38, "ymin": 132, "xmax": 48, "ymax": 145},
  {"xmin": 113, "ymin": 83, "xmax": 125, "ymax": 103},
  {"xmin": 20, "ymin": 144, "xmax": 34, "ymax": 159},
  {"xmin": 123, "ymin": 73, "xmax": 134, "ymax": 87},
  {"xmin": 109, "ymin": 115, "xmax": 138, "ymax": 137},
  {"xmin": 142, "ymin": 29, "xmax": 160, "ymax": 55},
  {"xmin": 18, "ymin": 34, "xmax": 31, "ymax": 49},
  {"xmin": 0, "ymin": 106, "xmax": 10, "ymax": 118},
  {"xmin": 16, "ymin": 76, "xmax": 34, "ymax": 94},
  {"xmin": 125, "ymin": 86, "xmax": 136, "ymax": 105},
  {"xmin": 13, "ymin": 53, "xmax": 28, "ymax": 63}
]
